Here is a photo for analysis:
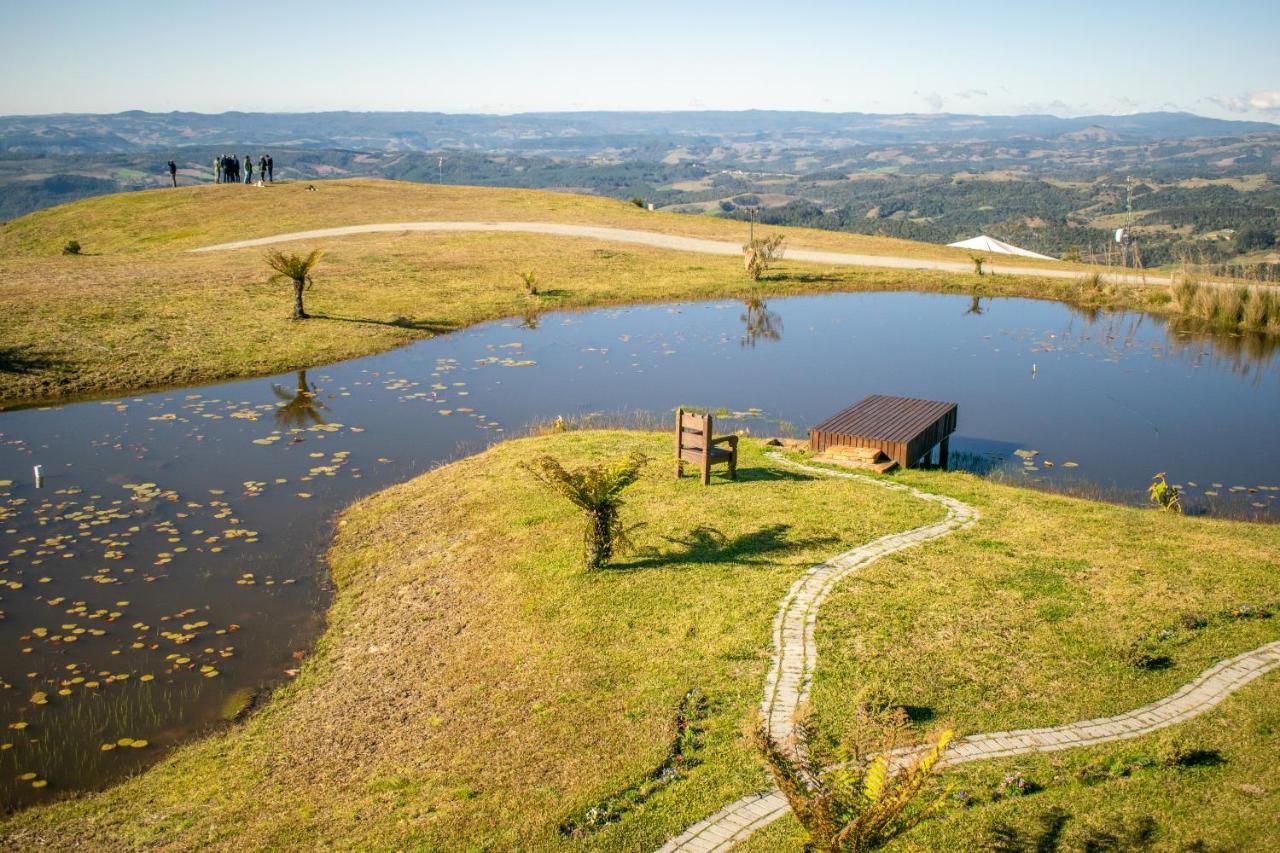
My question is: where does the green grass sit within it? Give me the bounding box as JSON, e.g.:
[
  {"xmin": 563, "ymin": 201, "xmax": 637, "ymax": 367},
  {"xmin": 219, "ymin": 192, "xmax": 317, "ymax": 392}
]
[
  {"xmin": 3, "ymin": 432, "xmax": 1277, "ymax": 849},
  {"xmin": 0, "ymin": 179, "xmax": 1178, "ymax": 408}
]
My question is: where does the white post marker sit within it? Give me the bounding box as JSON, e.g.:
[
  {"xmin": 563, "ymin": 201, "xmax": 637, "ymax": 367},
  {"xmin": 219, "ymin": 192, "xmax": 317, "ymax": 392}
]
[{"xmin": 34, "ymin": 464, "xmax": 44, "ymax": 487}]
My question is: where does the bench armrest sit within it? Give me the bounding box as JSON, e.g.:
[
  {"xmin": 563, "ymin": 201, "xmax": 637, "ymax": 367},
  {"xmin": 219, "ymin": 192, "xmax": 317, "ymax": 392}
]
[{"xmin": 711, "ymin": 435, "xmax": 738, "ymax": 448}]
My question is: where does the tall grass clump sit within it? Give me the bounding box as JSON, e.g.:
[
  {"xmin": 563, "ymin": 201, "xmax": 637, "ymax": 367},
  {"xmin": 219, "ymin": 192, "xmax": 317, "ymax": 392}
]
[
  {"xmin": 1169, "ymin": 273, "xmax": 1199, "ymax": 313},
  {"xmin": 1190, "ymin": 286, "xmax": 1220, "ymax": 323},
  {"xmin": 1242, "ymin": 286, "xmax": 1276, "ymax": 331},
  {"xmin": 1215, "ymin": 285, "xmax": 1246, "ymax": 326},
  {"xmin": 523, "ymin": 452, "xmax": 647, "ymax": 570}
]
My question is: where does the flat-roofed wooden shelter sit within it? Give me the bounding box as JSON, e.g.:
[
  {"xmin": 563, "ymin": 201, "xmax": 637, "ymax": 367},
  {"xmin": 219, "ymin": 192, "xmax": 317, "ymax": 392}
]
[{"xmin": 809, "ymin": 394, "xmax": 958, "ymax": 469}]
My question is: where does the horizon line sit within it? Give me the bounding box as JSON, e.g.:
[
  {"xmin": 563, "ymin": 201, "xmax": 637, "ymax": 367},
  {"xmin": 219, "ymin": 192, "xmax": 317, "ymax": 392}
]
[{"xmin": 2, "ymin": 107, "xmax": 1277, "ymax": 126}]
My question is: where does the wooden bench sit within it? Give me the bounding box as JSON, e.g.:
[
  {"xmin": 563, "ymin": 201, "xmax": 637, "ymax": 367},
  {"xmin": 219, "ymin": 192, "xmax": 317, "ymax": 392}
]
[{"xmin": 675, "ymin": 408, "xmax": 738, "ymax": 485}]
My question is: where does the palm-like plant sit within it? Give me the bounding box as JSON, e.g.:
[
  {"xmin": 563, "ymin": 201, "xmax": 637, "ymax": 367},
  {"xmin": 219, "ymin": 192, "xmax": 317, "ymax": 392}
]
[
  {"xmin": 757, "ymin": 713, "xmax": 954, "ymax": 852},
  {"xmin": 524, "ymin": 452, "xmax": 647, "ymax": 570},
  {"xmin": 266, "ymin": 249, "xmax": 324, "ymax": 320}
]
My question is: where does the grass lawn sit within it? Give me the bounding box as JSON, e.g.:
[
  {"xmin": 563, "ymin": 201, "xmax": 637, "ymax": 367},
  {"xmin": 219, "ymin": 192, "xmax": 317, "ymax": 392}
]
[
  {"xmin": 3, "ymin": 432, "xmax": 1277, "ymax": 850},
  {"xmin": 0, "ymin": 180, "xmax": 1172, "ymax": 408}
]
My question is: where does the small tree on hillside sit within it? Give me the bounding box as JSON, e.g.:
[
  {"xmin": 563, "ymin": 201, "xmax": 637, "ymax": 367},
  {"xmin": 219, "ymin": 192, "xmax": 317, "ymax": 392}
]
[
  {"xmin": 744, "ymin": 234, "xmax": 787, "ymax": 281},
  {"xmin": 266, "ymin": 249, "xmax": 324, "ymax": 320},
  {"xmin": 524, "ymin": 452, "xmax": 647, "ymax": 570}
]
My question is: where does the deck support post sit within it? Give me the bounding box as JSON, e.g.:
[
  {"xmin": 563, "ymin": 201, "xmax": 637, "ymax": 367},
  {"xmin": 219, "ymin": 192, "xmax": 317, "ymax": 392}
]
[{"xmin": 939, "ymin": 437, "xmax": 950, "ymax": 470}]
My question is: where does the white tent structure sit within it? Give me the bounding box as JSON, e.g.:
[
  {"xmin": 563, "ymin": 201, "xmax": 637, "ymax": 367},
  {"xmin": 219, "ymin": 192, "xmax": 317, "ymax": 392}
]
[{"xmin": 947, "ymin": 235, "xmax": 1056, "ymax": 261}]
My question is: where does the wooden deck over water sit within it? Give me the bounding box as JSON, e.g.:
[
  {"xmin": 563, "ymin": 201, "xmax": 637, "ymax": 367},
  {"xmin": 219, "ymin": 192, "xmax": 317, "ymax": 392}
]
[{"xmin": 809, "ymin": 394, "xmax": 958, "ymax": 469}]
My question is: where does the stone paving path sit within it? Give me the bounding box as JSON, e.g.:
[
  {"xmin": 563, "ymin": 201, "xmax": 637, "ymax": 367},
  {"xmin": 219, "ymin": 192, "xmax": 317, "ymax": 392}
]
[
  {"xmin": 657, "ymin": 455, "xmax": 1280, "ymax": 852},
  {"xmin": 191, "ymin": 220, "xmax": 1193, "ymax": 288}
]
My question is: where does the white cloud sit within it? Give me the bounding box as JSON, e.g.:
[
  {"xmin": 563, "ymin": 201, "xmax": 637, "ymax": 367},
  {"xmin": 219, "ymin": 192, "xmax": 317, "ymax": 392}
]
[
  {"xmin": 953, "ymin": 88, "xmax": 988, "ymax": 100},
  {"xmin": 923, "ymin": 91, "xmax": 944, "ymax": 112},
  {"xmin": 1210, "ymin": 90, "xmax": 1280, "ymax": 113},
  {"xmin": 1248, "ymin": 91, "xmax": 1280, "ymax": 111}
]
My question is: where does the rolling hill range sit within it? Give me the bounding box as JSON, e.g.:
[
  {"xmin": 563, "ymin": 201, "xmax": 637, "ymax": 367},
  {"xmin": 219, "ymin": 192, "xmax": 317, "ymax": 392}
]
[{"xmin": 1, "ymin": 111, "xmax": 1277, "ymax": 273}]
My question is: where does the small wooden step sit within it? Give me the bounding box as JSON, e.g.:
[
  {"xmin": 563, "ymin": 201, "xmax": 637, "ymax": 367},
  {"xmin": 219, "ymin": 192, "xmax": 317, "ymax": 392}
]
[
  {"xmin": 812, "ymin": 451, "xmax": 898, "ymax": 474},
  {"xmin": 824, "ymin": 445, "xmax": 887, "ymax": 463}
]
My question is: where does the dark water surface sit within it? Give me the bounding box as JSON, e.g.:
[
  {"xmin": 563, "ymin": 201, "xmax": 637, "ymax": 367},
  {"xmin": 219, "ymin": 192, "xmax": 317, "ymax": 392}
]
[{"xmin": 2, "ymin": 291, "xmax": 1278, "ymax": 807}]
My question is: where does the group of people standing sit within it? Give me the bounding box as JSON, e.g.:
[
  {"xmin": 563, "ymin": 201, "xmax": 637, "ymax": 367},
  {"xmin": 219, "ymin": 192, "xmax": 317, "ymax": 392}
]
[{"xmin": 213, "ymin": 153, "xmax": 274, "ymax": 185}]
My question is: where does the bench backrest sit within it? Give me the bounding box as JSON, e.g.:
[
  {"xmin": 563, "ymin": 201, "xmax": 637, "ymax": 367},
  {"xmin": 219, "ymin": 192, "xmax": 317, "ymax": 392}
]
[{"xmin": 676, "ymin": 408, "xmax": 712, "ymax": 452}]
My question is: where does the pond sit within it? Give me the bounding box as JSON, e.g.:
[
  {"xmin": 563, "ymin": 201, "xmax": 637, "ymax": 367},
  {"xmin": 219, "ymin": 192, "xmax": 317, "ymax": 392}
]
[{"xmin": 2, "ymin": 290, "xmax": 1278, "ymax": 808}]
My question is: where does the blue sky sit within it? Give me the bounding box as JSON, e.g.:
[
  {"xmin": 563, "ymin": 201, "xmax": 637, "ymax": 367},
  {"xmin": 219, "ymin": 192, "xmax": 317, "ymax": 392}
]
[{"xmin": 2, "ymin": 0, "xmax": 1277, "ymax": 119}]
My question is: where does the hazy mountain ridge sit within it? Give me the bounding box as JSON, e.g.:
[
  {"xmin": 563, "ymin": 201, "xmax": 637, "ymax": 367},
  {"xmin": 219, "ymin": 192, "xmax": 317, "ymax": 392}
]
[
  {"xmin": 1, "ymin": 111, "xmax": 1275, "ymax": 274},
  {"xmin": 2, "ymin": 109, "xmax": 1275, "ymax": 156}
]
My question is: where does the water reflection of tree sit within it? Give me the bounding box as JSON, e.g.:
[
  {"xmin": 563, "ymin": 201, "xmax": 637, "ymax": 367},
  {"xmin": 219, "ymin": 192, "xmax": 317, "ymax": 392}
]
[
  {"xmin": 741, "ymin": 296, "xmax": 783, "ymax": 348},
  {"xmin": 272, "ymin": 370, "xmax": 328, "ymax": 428},
  {"xmin": 1163, "ymin": 316, "xmax": 1280, "ymax": 382},
  {"xmin": 520, "ymin": 307, "xmax": 542, "ymax": 330},
  {"xmin": 964, "ymin": 295, "xmax": 984, "ymax": 316}
]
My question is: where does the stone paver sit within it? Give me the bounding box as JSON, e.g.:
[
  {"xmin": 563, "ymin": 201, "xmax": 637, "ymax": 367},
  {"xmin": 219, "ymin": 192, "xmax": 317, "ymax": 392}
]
[{"xmin": 656, "ymin": 454, "xmax": 1280, "ymax": 852}]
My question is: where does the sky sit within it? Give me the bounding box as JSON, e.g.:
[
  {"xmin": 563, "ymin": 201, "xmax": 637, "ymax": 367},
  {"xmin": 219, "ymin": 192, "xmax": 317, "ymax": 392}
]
[{"xmin": 1, "ymin": 0, "xmax": 1277, "ymax": 120}]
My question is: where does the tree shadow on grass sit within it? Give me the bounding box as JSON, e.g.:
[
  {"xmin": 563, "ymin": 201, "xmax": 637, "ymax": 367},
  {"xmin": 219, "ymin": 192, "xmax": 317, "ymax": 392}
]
[
  {"xmin": 612, "ymin": 522, "xmax": 838, "ymax": 571},
  {"xmin": 0, "ymin": 345, "xmax": 61, "ymax": 375},
  {"xmin": 732, "ymin": 465, "xmax": 819, "ymax": 484},
  {"xmin": 309, "ymin": 313, "xmax": 457, "ymax": 334},
  {"xmin": 761, "ymin": 271, "xmax": 843, "ymax": 285},
  {"xmin": 985, "ymin": 809, "xmax": 1178, "ymax": 853}
]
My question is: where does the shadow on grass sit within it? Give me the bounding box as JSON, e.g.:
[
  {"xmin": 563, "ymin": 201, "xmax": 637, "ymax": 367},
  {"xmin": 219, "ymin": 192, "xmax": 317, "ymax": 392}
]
[
  {"xmin": 0, "ymin": 345, "xmax": 61, "ymax": 375},
  {"xmin": 731, "ymin": 465, "xmax": 819, "ymax": 485},
  {"xmin": 310, "ymin": 313, "xmax": 457, "ymax": 334},
  {"xmin": 772, "ymin": 271, "xmax": 843, "ymax": 284},
  {"xmin": 984, "ymin": 808, "xmax": 1193, "ymax": 852},
  {"xmin": 613, "ymin": 522, "xmax": 838, "ymax": 571}
]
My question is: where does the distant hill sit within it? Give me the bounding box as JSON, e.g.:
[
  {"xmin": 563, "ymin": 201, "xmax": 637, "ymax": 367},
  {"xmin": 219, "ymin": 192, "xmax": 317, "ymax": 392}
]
[
  {"xmin": 1, "ymin": 111, "xmax": 1275, "ymax": 274},
  {"xmin": 0, "ymin": 109, "xmax": 1274, "ymax": 156}
]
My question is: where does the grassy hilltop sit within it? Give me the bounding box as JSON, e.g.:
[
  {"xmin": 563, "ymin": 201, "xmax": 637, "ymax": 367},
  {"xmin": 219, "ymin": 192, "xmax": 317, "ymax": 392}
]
[
  {"xmin": 2, "ymin": 432, "xmax": 1276, "ymax": 849},
  {"xmin": 0, "ymin": 178, "xmax": 1148, "ymax": 409}
]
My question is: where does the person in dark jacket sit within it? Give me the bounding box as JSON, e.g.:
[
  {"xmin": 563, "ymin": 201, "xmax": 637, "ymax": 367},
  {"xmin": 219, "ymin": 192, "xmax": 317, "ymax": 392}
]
[
  {"xmin": 167, "ymin": 160, "xmax": 178, "ymax": 187},
  {"xmin": 244, "ymin": 155, "xmax": 253, "ymax": 184},
  {"xmin": 259, "ymin": 155, "xmax": 267, "ymax": 182},
  {"xmin": 266, "ymin": 154, "xmax": 274, "ymax": 182}
]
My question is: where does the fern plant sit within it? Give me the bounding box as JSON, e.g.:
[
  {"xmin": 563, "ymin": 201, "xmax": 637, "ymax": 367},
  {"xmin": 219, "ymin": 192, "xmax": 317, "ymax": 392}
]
[
  {"xmin": 524, "ymin": 452, "xmax": 647, "ymax": 570},
  {"xmin": 1148, "ymin": 472, "xmax": 1182, "ymax": 514},
  {"xmin": 757, "ymin": 713, "xmax": 954, "ymax": 852}
]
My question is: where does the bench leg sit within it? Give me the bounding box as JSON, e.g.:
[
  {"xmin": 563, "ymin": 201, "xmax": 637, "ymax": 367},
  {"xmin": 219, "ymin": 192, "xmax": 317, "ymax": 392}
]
[{"xmin": 728, "ymin": 452, "xmax": 737, "ymax": 480}]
